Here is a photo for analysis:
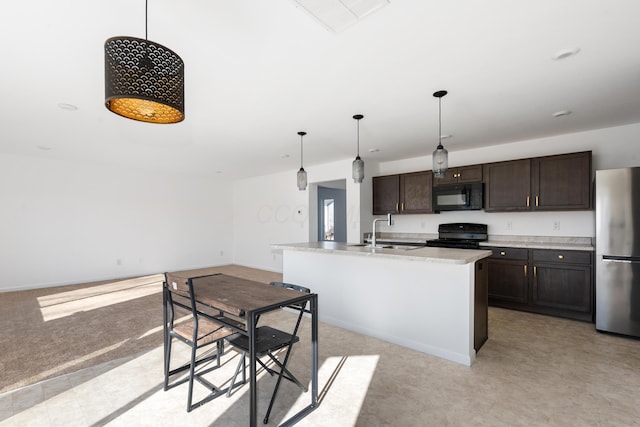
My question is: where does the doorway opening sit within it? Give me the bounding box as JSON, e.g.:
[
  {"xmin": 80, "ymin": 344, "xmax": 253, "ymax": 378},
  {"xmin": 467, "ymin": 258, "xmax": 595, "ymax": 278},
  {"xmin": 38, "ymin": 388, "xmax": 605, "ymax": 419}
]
[{"xmin": 317, "ymin": 181, "xmax": 346, "ymax": 242}]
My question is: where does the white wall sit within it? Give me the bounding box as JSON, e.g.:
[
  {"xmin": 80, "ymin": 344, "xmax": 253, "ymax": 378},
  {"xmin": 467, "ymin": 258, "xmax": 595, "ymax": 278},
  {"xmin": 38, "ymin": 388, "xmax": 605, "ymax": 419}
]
[
  {"xmin": 232, "ymin": 158, "xmax": 372, "ymax": 271},
  {"xmin": 233, "ymin": 123, "xmax": 640, "ymax": 272},
  {"xmin": 0, "ymin": 153, "xmax": 233, "ymax": 291},
  {"xmin": 374, "ymin": 123, "xmax": 640, "ymax": 238},
  {"xmin": 232, "ymin": 169, "xmax": 308, "ymax": 272},
  {"xmin": 379, "ymin": 122, "xmax": 640, "ymax": 175},
  {"xmin": 3, "ymin": 123, "xmax": 638, "ymax": 289}
]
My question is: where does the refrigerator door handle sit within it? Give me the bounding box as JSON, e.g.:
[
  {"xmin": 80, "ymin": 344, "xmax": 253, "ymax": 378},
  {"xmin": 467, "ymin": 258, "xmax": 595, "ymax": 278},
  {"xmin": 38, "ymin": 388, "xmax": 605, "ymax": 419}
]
[{"xmin": 602, "ymin": 255, "xmax": 640, "ymax": 263}]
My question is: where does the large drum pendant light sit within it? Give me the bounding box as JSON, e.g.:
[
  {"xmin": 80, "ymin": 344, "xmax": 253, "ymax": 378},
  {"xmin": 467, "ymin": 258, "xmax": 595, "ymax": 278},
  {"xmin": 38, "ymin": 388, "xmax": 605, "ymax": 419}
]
[
  {"xmin": 432, "ymin": 90, "xmax": 448, "ymax": 178},
  {"xmin": 104, "ymin": 0, "xmax": 184, "ymax": 123}
]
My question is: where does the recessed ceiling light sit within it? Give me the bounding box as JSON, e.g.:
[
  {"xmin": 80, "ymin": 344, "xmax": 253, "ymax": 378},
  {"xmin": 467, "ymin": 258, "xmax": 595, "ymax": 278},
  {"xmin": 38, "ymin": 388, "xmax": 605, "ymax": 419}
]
[
  {"xmin": 281, "ymin": 154, "xmax": 290, "ymax": 159},
  {"xmin": 37, "ymin": 146, "xmax": 52, "ymax": 151},
  {"xmin": 440, "ymin": 134, "xmax": 452, "ymax": 140},
  {"xmin": 552, "ymin": 48, "xmax": 580, "ymax": 60},
  {"xmin": 57, "ymin": 103, "xmax": 78, "ymax": 111},
  {"xmin": 368, "ymin": 148, "xmax": 380, "ymax": 153},
  {"xmin": 552, "ymin": 110, "xmax": 572, "ymax": 118}
]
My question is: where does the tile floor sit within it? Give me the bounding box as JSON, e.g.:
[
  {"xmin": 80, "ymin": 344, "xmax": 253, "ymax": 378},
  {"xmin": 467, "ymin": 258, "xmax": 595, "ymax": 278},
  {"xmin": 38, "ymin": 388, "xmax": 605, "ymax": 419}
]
[{"xmin": 1, "ymin": 307, "xmax": 640, "ymax": 427}]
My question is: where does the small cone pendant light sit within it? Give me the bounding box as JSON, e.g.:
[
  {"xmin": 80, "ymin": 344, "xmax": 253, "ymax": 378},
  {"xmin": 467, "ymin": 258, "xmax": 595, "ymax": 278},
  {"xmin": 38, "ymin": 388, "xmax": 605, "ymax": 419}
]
[
  {"xmin": 432, "ymin": 90, "xmax": 449, "ymax": 178},
  {"xmin": 352, "ymin": 114, "xmax": 365, "ymax": 183},
  {"xmin": 297, "ymin": 131, "xmax": 308, "ymax": 191}
]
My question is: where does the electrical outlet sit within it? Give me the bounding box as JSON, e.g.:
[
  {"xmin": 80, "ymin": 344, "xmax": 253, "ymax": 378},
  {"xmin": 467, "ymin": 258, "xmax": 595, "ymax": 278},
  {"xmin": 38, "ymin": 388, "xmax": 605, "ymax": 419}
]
[
  {"xmin": 507, "ymin": 221, "xmax": 512, "ymax": 230},
  {"xmin": 553, "ymin": 221, "xmax": 561, "ymax": 231}
]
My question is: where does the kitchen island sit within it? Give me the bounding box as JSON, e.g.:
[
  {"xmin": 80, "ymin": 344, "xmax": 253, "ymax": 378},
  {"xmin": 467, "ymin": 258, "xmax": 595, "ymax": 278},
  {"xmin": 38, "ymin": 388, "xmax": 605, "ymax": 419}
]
[{"xmin": 272, "ymin": 242, "xmax": 492, "ymax": 366}]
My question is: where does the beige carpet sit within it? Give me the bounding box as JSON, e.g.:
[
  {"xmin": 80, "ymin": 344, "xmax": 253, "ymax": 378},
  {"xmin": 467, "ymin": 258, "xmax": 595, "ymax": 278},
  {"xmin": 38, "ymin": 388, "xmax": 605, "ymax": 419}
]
[{"xmin": 0, "ymin": 265, "xmax": 282, "ymax": 394}]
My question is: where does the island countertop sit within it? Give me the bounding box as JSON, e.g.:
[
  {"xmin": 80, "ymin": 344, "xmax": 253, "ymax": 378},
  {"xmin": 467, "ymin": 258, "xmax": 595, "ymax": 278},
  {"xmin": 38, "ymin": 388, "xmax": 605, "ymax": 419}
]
[{"xmin": 272, "ymin": 241, "xmax": 491, "ymax": 265}]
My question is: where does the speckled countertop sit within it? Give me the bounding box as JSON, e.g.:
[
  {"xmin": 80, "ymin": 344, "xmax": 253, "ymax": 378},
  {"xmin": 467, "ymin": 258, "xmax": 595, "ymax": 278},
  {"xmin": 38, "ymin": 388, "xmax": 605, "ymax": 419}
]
[
  {"xmin": 366, "ymin": 232, "xmax": 594, "ymax": 251},
  {"xmin": 272, "ymin": 241, "xmax": 492, "ymax": 265},
  {"xmin": 480, "ymin": 236, "xmax": 593, "ymax": 251}
]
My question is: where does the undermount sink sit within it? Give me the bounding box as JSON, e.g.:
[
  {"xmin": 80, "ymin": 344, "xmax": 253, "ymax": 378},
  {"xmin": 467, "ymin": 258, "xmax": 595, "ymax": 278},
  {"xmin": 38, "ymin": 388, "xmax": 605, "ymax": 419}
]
[{"xmin": 349, "ymin": 243, "xmax": 422, "ymax": 251}]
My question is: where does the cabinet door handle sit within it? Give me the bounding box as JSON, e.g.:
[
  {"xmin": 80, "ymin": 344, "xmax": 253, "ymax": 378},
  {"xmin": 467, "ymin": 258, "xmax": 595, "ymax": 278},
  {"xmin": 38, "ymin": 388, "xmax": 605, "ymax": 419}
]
[
  {"xmin": 401, "ymin": 202, "xmax": 405, "ymax": 211},
  {"xmin": 524, "ymin": 265, "xmax": 527, "ymax": 276},
  {"xmin": 500, "ymin": 251, "xmax": 506, "ymax": 256},
  {"xmin": 526, "ymin": 196, "xmax": 530, "ymax": 207},
  {"xmin": 396, "ymin": 202, "xmax": 399, "ymax": 213},
  {"xmin": 534, "ymin": 265, "xmax": 537, "ymax": 278},
  {"xmin": 536, "ymin": 195, "xmax": 539, "ymax": 207},
  {"xmin": 558, "ymin": 255, "xmax": 564, "ymax": 260}
]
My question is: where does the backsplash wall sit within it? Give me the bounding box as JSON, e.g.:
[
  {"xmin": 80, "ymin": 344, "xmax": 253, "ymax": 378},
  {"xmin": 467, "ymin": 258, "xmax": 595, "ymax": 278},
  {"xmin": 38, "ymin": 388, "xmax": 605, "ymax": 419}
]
[{"xmin": 372, "ymin": 209, "xmax": 595, "ymax": 238}]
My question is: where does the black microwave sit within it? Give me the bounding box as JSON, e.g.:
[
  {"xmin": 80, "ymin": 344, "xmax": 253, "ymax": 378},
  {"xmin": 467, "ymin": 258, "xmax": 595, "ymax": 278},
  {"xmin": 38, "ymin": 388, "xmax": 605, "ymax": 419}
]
[{"xmin": 432, "ymin": 182, "xmax": 483, "ymax": 212}]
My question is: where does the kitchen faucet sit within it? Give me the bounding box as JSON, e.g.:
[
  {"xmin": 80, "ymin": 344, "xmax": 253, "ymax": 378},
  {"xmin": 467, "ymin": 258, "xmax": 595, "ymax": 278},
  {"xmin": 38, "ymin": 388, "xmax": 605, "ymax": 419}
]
[{"xmin": 372, "ymin": 213, "xmax": 392, "ymax": 248}]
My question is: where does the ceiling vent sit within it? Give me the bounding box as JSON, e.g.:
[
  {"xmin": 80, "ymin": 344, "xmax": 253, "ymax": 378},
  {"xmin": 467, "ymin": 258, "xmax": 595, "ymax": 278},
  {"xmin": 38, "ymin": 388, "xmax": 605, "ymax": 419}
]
[{"xmin": 292, "ymin": 0, "xmax": 389, "ymax": 33}]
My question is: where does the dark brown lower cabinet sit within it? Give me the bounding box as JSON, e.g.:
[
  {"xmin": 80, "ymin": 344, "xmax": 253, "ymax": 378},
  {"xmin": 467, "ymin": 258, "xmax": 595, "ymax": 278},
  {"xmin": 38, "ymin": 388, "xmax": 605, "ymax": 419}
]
[
  {"xmin": 530, "ymin": 249, "xmax": 593, "ymax": 321},
  {"xmin": 474, "ymin": 259, "xmax": 488, "ymax": 352},
  {"xmin": 487, "ymin": 247, "xmax": 529, "ymax": 304},
  {"xmin": 487, "ymin": 247, "xmax": 593, "ymax": 322}
]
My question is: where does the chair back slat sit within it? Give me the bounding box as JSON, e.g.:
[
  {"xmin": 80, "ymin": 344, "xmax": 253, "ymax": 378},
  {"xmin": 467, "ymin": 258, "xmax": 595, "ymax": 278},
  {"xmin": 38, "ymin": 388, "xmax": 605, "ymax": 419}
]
[
  {"xmin": 269, "ymin": 281, "xmax": 311, "ymax": 313},
  {"xmin": 269, "ymin": 281, "xmax": 311, "ymax": 335},
  {"xmin": 165, "ymin": 273, "xmax": 191, "ymax": 298}
]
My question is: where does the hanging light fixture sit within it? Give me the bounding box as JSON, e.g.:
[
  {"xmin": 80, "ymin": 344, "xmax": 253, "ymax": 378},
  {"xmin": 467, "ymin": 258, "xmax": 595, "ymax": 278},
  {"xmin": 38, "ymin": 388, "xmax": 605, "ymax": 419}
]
[
  {"xmin": 297, "ymin": 131, "xmax": 308, "ymax": 191},
  {"xmin": 352, "ymin": 114, "xmax": 365, "ymax": 183},
  {"xmin": 104, "ymin": 0, "xmax": 184, "ymax": 124},
  {"xmin": 432, "ymin": 90, "xmax": 449, "ymax": 178}
]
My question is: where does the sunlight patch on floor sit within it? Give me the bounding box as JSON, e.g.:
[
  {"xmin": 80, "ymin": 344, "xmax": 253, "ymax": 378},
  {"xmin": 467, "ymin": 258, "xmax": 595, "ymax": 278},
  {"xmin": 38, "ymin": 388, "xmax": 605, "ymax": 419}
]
[
  {"xmin": 5, "ymin": 339, "xmax": 130, "ymax": 395},
  {"xmin": 285, "ymin": 354, "xmax": 379, "ymax": 425},
  {"xmin": 37, "ymin": 275, "xmax": 162, "ymax": 321},
  {"xmin": 1, "ymin": 347, "xmax": 379, "ymax": 426}
]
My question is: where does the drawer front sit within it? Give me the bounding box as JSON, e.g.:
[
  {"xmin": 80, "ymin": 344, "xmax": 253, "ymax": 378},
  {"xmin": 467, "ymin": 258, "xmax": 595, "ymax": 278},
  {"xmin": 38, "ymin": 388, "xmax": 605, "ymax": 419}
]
[
  {"xmin": 489, "ymin": 247, "xmax": 529, "ymax": 261},
  {"xmin": 532, "ymin": 249, "xmax": 591, "ymax": 265}
]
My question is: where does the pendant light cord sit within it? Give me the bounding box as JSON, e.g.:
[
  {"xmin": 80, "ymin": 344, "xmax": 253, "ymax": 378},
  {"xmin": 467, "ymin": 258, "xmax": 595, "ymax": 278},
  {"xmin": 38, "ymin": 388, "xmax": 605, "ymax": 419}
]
[
  {"xmin": 438, "ymin": 97, "xmax": 442, "ymax": 147},
  {"xmin": 145, "ymin": 0, "xmax": 148, "ymax": 40},
  {"xmin": 300, "ymin": 134, "xmax": 304, "ymax": 168},
  {"xmin": 356, "ymin": 119, "xmax": 360, "ymax": 157}
]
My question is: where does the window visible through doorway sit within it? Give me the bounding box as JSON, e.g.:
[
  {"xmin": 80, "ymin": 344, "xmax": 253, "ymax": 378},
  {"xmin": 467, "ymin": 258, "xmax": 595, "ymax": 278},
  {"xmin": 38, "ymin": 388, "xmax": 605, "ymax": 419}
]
[
  {"xmin": 323, "ymin": 199, "xmax": 335, "ymax": 240},
  {"xmin": 318, "ymin": 183, "xmax": 346, "ymax": 242}
]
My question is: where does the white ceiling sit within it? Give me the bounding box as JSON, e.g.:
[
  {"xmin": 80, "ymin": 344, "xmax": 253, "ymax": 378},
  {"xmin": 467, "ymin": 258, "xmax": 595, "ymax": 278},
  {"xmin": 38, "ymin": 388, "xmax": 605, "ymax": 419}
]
[{"xmin": 1, "ymin": 0, "xmax": 639, "ymax": 179}]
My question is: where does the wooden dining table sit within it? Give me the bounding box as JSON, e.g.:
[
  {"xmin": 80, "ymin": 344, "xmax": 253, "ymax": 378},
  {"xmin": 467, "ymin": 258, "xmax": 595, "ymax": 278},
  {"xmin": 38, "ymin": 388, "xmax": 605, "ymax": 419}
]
[{"xmin": 178, "ymin": 273, "xmax": 319, "ymax": 427}]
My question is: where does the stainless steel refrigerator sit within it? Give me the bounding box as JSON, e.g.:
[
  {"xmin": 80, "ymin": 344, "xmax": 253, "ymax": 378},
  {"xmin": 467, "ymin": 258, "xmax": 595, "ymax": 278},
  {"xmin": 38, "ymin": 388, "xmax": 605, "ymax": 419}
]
[{"xmin": 595, "ymin": 167, "xmax": 640, "ymax": 337}]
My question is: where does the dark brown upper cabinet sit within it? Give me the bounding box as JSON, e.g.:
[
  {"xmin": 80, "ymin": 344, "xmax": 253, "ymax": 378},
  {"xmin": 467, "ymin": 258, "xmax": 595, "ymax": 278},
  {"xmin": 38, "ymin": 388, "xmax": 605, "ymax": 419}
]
[
  {"xmin": 432, "ymin": 164, "xmax": 483, "ymax": 186},
  {"xmin": 484, "ymin": 151, "xmax": 592, "ymax": 212},
  {"xmin": 532, "ymin": 151, "xmax": 592, "ymax": 210},
  {"xmin": 372, "ymin": 174, "xmax": 400, "ymax": 215},
  {"xmin": 484, "ymin": 159, "xmax": 532, "ymax": 211},
  {"xmin": 372, "ymin": 171, "xmax": 433, "ymax": 215},
  {"xmin": 400, "ymin": 171, "xmax": 433, "ymax": 214}
]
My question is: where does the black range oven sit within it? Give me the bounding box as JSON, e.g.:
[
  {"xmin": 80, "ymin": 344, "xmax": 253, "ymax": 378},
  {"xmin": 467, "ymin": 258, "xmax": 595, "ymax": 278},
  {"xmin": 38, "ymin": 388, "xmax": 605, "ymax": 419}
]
[{"xmin": 426, "ymin": 223, "xmax": 488, "ymax": 249}]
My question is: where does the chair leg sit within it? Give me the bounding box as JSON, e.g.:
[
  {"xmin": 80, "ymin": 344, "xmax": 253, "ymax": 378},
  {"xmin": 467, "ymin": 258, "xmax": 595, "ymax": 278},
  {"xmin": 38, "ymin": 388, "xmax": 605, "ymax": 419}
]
[
  {"xmin": 186, "ymin": 344, "xmax": 198, "ymax": 412},
  {"xmin": 264, "ymin": 347, "xmax": 306, "ymax": 424},
  {"xmin": 227, "ymin": 351, "xmax": 247, "ymax": 397},
  {"xmin": 163, "ymin": 336, "xmax": 173, "ymax": 391}
]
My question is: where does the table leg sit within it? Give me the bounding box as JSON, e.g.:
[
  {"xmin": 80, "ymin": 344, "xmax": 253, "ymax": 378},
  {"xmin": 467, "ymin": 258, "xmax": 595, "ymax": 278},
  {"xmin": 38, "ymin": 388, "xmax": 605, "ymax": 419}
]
[
  {"xmin": 249, "ymin": 310, "xmax": 257, "ymax": 427},
  {"xmin": 311, "ymin": 294, "xmax": 318, "ymax": 406}
]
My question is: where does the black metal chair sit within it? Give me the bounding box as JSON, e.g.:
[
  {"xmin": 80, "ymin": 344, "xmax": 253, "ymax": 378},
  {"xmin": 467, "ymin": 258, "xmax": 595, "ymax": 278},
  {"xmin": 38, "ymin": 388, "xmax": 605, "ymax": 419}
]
[
  {"xmin": 163, "ymin": 272, "xmax": 239, "ymax": 412},
  {"xmin": 226, "ymin": 281, "xmax": 311, "ymax": 424}
]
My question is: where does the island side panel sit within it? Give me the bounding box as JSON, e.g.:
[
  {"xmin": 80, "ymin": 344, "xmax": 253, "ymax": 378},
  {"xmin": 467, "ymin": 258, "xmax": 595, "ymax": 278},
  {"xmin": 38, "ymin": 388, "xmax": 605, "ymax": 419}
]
[{"xmin": 283, "ymin": 249, "xmax": 476, "ymax": 366}]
